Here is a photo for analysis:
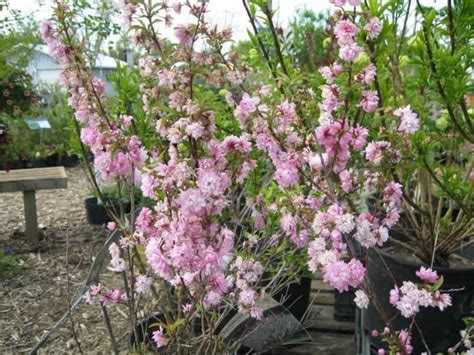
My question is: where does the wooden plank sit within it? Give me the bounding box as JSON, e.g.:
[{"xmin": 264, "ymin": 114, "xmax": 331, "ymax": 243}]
[
  {"xmin": 0, "ymin": 167, "xmax": 67, "ymax": 193},
  {"xmin": 307, "ymin": 305, "xmax": 355, "ymax": 332},
  {"xmin": 311, "ymin": 279, "xmax": 334, "ymax": 292},
  {"xmin": 311, "ymin": 291, "xmax": 335, "ymax": 305},
  {"xmin": 23, "ymin": 191, "xmax": 39, "ymax": 243}
]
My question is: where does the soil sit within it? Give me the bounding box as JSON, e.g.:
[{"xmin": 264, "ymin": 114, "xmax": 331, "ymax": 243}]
[{"xmin": 0, "ymin": 166, "xmax": 131, "ymax": 353}]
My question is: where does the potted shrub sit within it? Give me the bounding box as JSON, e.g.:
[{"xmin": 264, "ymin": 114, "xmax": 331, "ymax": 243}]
[
  {"xmin": 334, "ymin": 1, "xmax": 474, "ymax": 352},
  {"xmin": 40, "ymin": 0, "xmax": 471, "ymax": 354},
  {"xmin": 44, "ymin": 1, "xmax": 315, "ymax": 353},
  {"xmin": 241, "ymin": 0, "xmax": 472, "ymax": 353}
]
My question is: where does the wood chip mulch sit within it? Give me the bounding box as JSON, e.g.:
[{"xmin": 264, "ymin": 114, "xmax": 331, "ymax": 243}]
[{"xmin": 0, "ymin": 166, "xmax": 134, "ymax": 354}]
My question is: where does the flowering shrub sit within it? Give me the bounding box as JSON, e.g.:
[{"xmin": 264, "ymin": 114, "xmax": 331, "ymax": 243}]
[{"xmin": 43, "ymin": 0, "xmax": 472, "ymax": 353}]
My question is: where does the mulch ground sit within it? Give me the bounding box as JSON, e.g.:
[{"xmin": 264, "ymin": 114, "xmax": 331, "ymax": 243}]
[{"xmin": 0, "ymin": 166, "xmax": 132, "ymax": 354}]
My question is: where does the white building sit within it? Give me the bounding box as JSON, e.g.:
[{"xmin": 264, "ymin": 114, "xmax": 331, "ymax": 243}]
[{"xmin": 27, "ymin": 44, "xmax": 126, "ymax": 95}]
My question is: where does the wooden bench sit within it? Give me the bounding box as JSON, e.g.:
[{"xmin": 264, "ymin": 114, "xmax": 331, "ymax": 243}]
[{"xmin": 0, "ymin": 167, "xmax": 68, "ymax": 243}]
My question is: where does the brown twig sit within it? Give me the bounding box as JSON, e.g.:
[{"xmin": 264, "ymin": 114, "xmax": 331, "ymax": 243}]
[{"xmin": 65, "ymin": 229, "xmax": 84, "ymax": 355}]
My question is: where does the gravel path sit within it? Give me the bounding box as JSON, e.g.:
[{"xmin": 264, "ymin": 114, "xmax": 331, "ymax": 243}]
[{"xmin": 0, "ymin": 166, "xmax": 131, "ymax": 353}]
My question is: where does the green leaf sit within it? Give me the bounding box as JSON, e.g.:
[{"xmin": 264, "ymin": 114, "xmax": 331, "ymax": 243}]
[{"xmin": 432, "ymin": 275, "xmax": 444, "ymax": 291}]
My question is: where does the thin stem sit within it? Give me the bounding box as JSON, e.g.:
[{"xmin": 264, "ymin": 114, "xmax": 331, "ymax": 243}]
[
  {"xmin": 262, "ymin": 4, "xmax": 289, "ymax": 76},
  {"xmin": 101, "ymin": 304, "xmax": 119, "ymax": 355},
  {"xmin": 65, "ymin": 230, "xmax": 84, "ymax": 355},
  {"xmin": 242, "ymin": 0, "xmax": 282, "ymax": 93}
]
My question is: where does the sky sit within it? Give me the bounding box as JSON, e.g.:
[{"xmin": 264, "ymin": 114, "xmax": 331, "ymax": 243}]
[
  {"xmin": 4, "ymin": 0, "xmax": 441, "ymax": 44},
  {"xmin": 4, "ymin": 0, "xmax": 330, "ymax": 42}
]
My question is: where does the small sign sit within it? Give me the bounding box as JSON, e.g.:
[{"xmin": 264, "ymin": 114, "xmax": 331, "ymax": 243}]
[{"xmin": 25, "ymin": 117, "xmax": 51, "ymax": 130}]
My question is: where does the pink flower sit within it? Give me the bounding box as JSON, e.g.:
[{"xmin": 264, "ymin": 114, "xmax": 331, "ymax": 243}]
[
  {"xmin": 84, "ymin": 283, "xmax": 103, "ymax": 304},
  {"xmin": 319, "ymin": 64, "xmax": 344, "ymax": 84},
  {"xmin": 330, "ymin": 0, "xmax": 346, "ymax": 6},
  {"xmin": 320, "ymin": 84, "xmax": 340, "ymax": 112},
  {"xmin": 171, "ymin": 2, "xmax": 182, "ymax": 13},
  {"xmin": 185, "ymin": 121, "xmax": 205, "ymax": 138},
  {"xmin": 273, "ymin": 160, "xmax": 299, "ymax": 187},
  {"xmin": 351, "ymin": 125, "xmax": 369, "ymax": 150},
  {"xmin": 235, "ymin": 93, "xmax": 260, "ymax": 127},
  {"xmin": 334, "ymin": 19, "xmax": 359, "ymax": 45},
  {"xmin": 360, "ymin": 90, "xmax": 379, "ymax": 113},
  {"xmin": 348, "ymin": 259, "xmax": 365, "ymax": 287},
  {"xmin": 339, "ymin": 43, "xmax": 363, "ymax": 62},
  {"xmin": 389, "ymin": 287, "xmax": 399, "ymax": 305},
  {"xmin": 281, "ymin": 214, "xmax": 297, "ymax": 235},
  {"xmin": 415, "ymin": 266, "xmax": 439, "ymax": 284},
  {"xmin": 221, "ymin": 135, "xmax": 252, "ymax": 154},
  {"xmin": 354, "ymin": 289, "xmax": 369, "ymax": 309},
  {"xmin": 364, "ymin": 17, "xmax": 382, "ymax": 40},
  {"xmin": 174, "ymin": 24, "xmax": 193, "ymax": 46},
  {"xmin": 239, "ymin": 287, "xmax": 257, "ymax": 307},
  {"xmin": 433, "ymin": 291, "xmax": 452, "ymax": 311},
  {"xmin": 109, "ymin": 243, "xmax": 126, "ymax": 272},
  {"xmin": 323, "ymin": 259, "xmax": 365, "ymax": 292},
  {"xmin": 101, "ymin": 289, "xmax": 126, "ymax": 306},
  {"xmin": 323, "ymin": 261, "xmax": 351, "ymax": 292},
  {"xmin": 250, "ymin": 306, "xmax": 263, "ymax": 320},
  {"xmin": 136, "ymin": 275, "xmax": 152, "ymax": 295},
  {"xmin": 107, "ymin": 222, "xmax": 117, "ymax": 231},
  {"xmin": 122, "ymin": 3, "xmax": 137, "ymax": 27},
  {"xmin": 356, "ymin": 64, "xmax": 377, "ymax": 85},
  {"xmin": 339, "ymin": 170, "xmax": 353, "ymax": 192},
  {"xmin": 204, "ymin": 290, "xmax": 223, "ymax": 308},
  {"xmin": 279, "ymin": 100, "xmax": 297, "ymax": 126},
  {"xmin": 348, "ymin": 0, "xmax": 361, "ymax": 5},
  {"xmin": 398, "ymin": 329, "xmax": 413, "ymax": 354},
  {"xmin": 383, "ymin": 182, "xmax": 403, "ymax": 208},
  {"xmin": 152, "ymin": 327, "xmax": 168, "ymax": 348},
  {"xmin": 383, "ymin": 208, "xmax": 400, "ymax": 228},
  {"xmin": 365, "ymin": 141, "xmax": 391, "ymax": 165},
  {"xmin": 41, "ymin": 21, "xmax": 54, "ymax": 39},
  {"xmin": 394, "ymin": 105, "xmax": 419, "ymax": 134}
]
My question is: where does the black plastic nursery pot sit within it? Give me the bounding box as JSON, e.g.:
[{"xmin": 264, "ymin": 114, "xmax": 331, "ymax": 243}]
[
  {"xmin": 45, "ymin": 153, "xmax": 60, "ymax": 167},
  {"xmin": 60, "ymin": 154, "xmax": 79, "ymax": 167},
  {"xmin": 84, "ymin": 197, "xmax": 131, "ymax": 225},
  {"xmin": 129, "ymin": 296, "xmax": 312, "ymax": 354},
  {"xmin": 334, "ymin": 288, "xmax": 356, "ymax": 321},
  {"xmin": 360, "ymin": 248, "xmax": 474, "ymax": 353},
  {"xmin": 30, "ymin": 159, "xmax": 48, "ymax": 168},
  {"xmin": 273, "ymin": 276, "xmax": 312, "ymax": 321}
]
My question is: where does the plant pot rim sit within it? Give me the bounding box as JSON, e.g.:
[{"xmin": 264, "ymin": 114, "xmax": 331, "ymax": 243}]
[{"xmin": 373, "ymin": 247, "xmax": 474, "ymax": 275}]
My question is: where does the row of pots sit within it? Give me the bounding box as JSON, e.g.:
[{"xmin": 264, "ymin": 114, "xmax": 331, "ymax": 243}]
[{"xmin": 3, "ymin": 154, "xmax": 79, "ymax": 170}]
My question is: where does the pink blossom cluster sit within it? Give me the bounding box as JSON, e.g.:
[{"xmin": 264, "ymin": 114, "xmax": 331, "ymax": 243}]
[
  {"xmin": 323, "ymin": 259, "xmax": 365, "ymax": 292},
  {"xmin": 231, "ymin": 256, "xmax": 265, "ymax": 319},
  {"xmin": 329, "ymin": 0, "xmax": 361, "ymax": 6},
  {"xmin": 394, "ymin": 105, "xmax": 420, "ymax": 135},
  {"xmin": 374, "ymin": 327, "xmax": 414, "ymax": 355},
  {"xmin": 334, "ymin": 19, "xmax": 363, "ymax": 62},
  {"xmin": 389, "ymin": 267, "xmax": 452, "ymax": 318},
  {"xmin": 84, "ymin": 283, "xmax": 127, "ymax": 306},
  {"xmin": 120, "ymin": 0, "xmax": 137, "ymax": 27},
  {"xmin": 354, "ymin": 289, "xmax": 369, "ymax": 308},
  {"xmin": 42, "ymin": 22, "xmax": 147, "ymax": 185}
]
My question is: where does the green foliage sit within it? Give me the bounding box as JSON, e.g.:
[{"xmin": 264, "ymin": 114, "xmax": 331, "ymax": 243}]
[
  {"xmin": 288, "ymin": 8, "xmax": 334, "ymax": 72},
  {"xmin": 0, "ymin": 248, "xmax": 23, "ymax": 281},
  {"xmin": 0, "ymin": 1, "xmax": 39, "ymax": 115}
]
